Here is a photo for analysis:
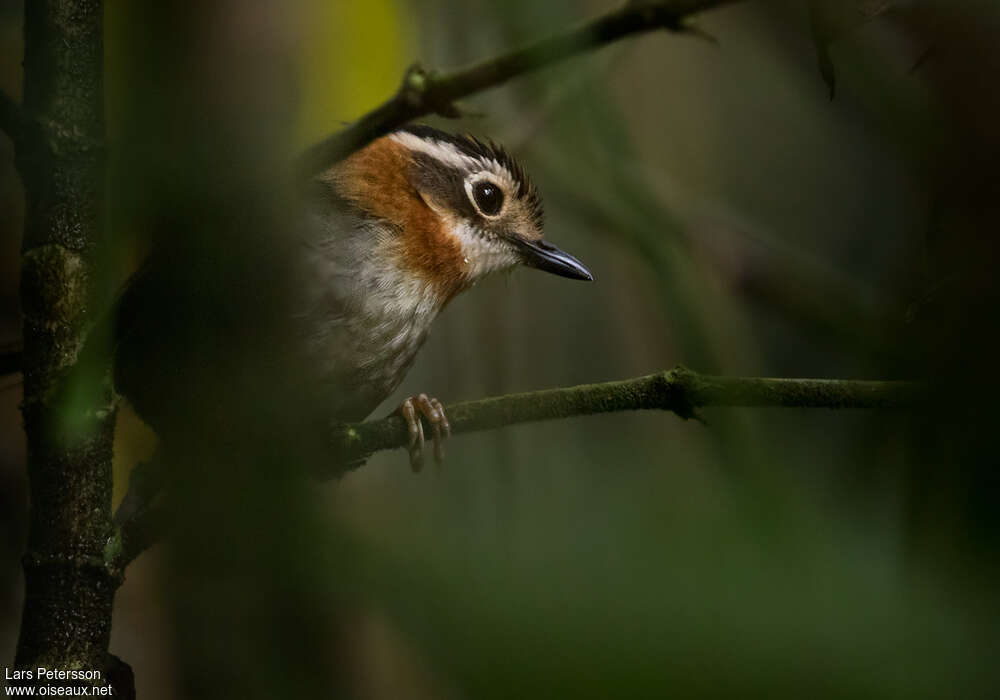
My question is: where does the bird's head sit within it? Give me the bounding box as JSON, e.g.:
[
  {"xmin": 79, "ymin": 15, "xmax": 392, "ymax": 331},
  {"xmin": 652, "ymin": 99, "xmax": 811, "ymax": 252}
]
[{"xmin": 320, "ymin": 125, "xmax": 592, "ymax": 303}]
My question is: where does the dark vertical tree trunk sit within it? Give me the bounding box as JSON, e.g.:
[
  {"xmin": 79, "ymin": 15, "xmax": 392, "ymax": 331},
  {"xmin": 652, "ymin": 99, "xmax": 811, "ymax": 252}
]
[{"xmin": 13, "ymin": 0, "xmax": 124, "ymax": 692}]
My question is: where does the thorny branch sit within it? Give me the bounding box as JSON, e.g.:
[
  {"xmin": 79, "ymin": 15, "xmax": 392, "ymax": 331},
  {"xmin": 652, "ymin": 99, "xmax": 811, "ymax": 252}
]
[{"xmin": 294, "ymin": 0, "xmax": 743, "ymax": 180}]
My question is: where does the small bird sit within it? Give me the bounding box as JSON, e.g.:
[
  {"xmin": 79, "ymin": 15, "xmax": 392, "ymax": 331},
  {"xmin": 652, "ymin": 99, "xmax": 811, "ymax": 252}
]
[
  {"xmin": 113, "ymin": 124, "xmax": 592, "ymax": 483},
  {"xmin": 302, "ymin": 125, "xmax": 592, "ymax": 468}
]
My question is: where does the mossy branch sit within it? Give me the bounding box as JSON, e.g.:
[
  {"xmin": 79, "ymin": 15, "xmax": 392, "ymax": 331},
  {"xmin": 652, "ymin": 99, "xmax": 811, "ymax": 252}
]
[
  {"xmin": 295, "ymin": 0, "xmax": 742, "ymax": 180},
  {"xmin": 13, "ymin": 0, "xmax": 120, "ymax": 691},
  {"xmin": 330, "ymin": 365, "xmax": 927, "ymax": 464}
]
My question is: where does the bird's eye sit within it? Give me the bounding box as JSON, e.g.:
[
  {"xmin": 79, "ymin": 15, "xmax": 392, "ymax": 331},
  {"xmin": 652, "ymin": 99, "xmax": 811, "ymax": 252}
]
[{"xmin": 472, "ymin": 181, "xmax": 504, "ymax": 216}]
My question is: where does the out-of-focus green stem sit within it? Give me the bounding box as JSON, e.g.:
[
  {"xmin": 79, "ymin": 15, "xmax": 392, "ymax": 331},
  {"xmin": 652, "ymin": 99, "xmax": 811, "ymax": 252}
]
[
  {"xmin": 331, "ymin": 366, "xmax": 927, "ymax": 463},
  {"xmin": 295, "ymin": 0, "xmax": 743, "ymax": 180}
]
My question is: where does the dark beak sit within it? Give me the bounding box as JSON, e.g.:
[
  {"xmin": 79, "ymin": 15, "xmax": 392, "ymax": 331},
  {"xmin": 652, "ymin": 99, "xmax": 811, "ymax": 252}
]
[{"xmin": 514, "ymin": 238, "xmax": 594, "ymax": 281}]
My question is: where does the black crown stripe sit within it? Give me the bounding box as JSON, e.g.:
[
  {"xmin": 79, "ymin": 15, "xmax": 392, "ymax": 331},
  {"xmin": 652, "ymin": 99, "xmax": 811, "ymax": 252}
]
[{"xmin": 396, "ymin": 124, "xmax": 543, "ymax": 229}]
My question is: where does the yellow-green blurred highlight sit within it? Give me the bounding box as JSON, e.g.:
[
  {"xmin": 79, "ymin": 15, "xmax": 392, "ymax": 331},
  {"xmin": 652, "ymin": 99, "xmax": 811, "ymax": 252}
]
[
  {"xmin": 111, "ymin": 407, "xmax": 157, "ymax": 512},
  {"xmin": 293, "ymin": 0, "xmax": 413, "ymax": 147}
]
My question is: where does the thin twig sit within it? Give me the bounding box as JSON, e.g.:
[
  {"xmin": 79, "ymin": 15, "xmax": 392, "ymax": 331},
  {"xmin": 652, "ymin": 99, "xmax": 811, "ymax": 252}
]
[
  {"xmin": 330, "ymin": 365, "xmax": 927, "ymax": 465},
  {"xmin": 118, "ymin": 366, "xmax": 927, "ymax": 566},
  {"xmin": 294, "ymin": 0, "xmax": 741, "ymax": 180}
]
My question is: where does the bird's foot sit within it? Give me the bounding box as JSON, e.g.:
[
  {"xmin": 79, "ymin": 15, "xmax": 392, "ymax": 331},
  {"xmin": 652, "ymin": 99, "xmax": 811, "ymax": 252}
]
[{"xmin": 398, "ymin": 393, "xmax": 451, "ymax": 471}]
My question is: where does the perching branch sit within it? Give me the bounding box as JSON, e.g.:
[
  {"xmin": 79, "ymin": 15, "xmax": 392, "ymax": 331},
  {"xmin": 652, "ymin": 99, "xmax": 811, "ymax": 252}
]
[
  {"xmin": 116, "ymin": 366, "xmax": 927, "ymax": 566},
  {"xmin": 117, "ymin": 365, "xmax": 927, "ymax": 566},
  {"xmin": 295, "ymin": 0, "xmax": 742, "ymax": 180},
  {"xmin": 330, "ymin": 365, "xmax": 927, "ymax": 465}
]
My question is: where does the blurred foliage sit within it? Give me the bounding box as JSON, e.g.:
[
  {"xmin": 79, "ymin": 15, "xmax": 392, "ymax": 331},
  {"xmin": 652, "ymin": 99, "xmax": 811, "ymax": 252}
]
[{"xmin": 104, "ymin": 0, "xmax": 415, "ymax": 508}]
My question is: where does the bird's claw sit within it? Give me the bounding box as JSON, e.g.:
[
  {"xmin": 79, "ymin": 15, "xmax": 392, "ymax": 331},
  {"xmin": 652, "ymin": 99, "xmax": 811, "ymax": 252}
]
[{"xmin": 399, "ymin": 393, "xmax": 451, "ymax": 471}]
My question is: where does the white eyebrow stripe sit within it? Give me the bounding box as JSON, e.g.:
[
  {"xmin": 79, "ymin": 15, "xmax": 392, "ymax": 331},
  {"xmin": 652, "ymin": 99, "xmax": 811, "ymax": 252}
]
[
  {"xmin": 389, "ymin": 131, "xmax": 521, "ymax": 198},
  {"xmin": 389, "ymin": 131, "xmax": 485, "ymax": 171}
]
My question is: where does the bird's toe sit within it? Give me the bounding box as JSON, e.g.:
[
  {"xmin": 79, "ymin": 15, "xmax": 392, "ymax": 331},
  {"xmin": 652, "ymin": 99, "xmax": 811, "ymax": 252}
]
[
  {"xmin": 398, "ymin": 393, "xmax": 450, "ymax": 469},
  {"xmin": 399, "ymin": 397, "xmax": 425, "ymax": 471}
]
